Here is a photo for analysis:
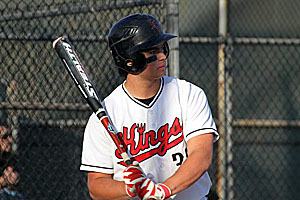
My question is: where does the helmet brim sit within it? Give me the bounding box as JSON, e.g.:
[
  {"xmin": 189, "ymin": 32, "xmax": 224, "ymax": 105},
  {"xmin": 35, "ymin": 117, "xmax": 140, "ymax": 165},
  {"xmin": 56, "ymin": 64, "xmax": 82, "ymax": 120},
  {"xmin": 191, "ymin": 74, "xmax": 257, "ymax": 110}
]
[{"xmin": 126, "ymin": 33, "xmax": 177, "ymax": 55}]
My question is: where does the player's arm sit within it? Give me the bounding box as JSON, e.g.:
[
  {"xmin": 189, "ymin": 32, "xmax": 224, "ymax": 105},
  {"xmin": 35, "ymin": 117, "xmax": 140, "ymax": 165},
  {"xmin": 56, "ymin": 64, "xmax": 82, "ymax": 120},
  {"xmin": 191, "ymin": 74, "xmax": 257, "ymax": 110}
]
[
  {"xmin": 163, "ymin": 133, "xmax": 214, "ymax": 195},
  {"xmin": 161, "ymin": 84, "xmax": 216, "ymax": 194},
  {"xmin": 87, "ymin": 172, "xmax": 128, "ymax": 200}
]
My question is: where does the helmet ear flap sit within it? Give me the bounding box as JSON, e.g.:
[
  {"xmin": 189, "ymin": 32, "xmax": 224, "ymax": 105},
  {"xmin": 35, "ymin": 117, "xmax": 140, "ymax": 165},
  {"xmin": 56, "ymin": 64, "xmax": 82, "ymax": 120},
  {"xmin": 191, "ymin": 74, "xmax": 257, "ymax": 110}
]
[
  {"xmin": 111, "ymin": 49, "xmax": 123, "ymax": 69},
  {"xmin": 126, "ymin": 52, "xmax": 147, "ymax": 74},
  {"xmin": 111, "ymin": 47, "xmax": 146, "ymax": 74}
]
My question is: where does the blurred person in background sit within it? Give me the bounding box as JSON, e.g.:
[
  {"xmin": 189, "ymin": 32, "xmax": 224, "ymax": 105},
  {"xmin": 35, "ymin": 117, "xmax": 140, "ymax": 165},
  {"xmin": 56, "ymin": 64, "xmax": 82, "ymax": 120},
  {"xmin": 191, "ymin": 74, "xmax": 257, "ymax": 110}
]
[{"xmin": 0, "ymin": 125, "xmax": 25, "ymax": 200}]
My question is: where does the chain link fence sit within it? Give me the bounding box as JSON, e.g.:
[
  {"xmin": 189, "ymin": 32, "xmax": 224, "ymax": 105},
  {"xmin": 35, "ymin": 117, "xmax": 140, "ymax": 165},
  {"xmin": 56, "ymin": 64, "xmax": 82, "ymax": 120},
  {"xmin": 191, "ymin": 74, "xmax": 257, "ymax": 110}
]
[
  {"xmin": 1, "ymin": 0, "xmax": 300, "ymax": 200},
  {"xmin": 179, "ymin": 1, "xmax": 300, "ymax": 200}
]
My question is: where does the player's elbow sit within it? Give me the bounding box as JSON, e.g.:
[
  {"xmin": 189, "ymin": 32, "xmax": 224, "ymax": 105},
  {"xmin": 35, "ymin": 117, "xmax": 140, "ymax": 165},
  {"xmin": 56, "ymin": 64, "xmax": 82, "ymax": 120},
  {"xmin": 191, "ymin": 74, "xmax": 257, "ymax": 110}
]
[
  {"xmin": 192, "ymin": 147, "xmax": 213, "ymax": 173},
  {"xmin": 203, "ymin": 153, "xmax": 213, "ymax": 172},
  {"xmin": 188, "ymin": 133, "xmax": 214, "ymax": 172},
  {"xmin": 87, "ymin": 173, "xmax": 108, "ymax": 200},
  {"xmin": 203, "ymin": 147, "xmax": 213, "ymax": 172},
  {"xmin": 88, "ymin": 188, "xmax": 107, "ymax": 200},
  {"xmin": 89, "ymin": 191, "xmax": 99, "ymax": 200},
  {"xmin": 88, "ymin": 183, "xmax": 101, "ymax": 200}
]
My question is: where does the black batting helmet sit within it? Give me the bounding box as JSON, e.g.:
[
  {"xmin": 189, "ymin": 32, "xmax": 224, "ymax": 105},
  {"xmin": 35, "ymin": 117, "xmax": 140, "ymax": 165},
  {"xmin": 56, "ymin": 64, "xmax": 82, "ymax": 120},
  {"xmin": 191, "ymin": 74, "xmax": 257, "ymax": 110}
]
[{"xmin": 108, "ymin": 13, "xmax": 177, "ymax": 75}]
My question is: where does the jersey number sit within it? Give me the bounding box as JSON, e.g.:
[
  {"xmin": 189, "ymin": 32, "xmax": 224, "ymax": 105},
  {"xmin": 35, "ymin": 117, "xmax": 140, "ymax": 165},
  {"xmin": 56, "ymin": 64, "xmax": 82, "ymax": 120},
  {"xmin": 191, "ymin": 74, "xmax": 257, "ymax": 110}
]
[{"xmin": 172, "ymin": 148, "xmax": 188, "ymax": 166}]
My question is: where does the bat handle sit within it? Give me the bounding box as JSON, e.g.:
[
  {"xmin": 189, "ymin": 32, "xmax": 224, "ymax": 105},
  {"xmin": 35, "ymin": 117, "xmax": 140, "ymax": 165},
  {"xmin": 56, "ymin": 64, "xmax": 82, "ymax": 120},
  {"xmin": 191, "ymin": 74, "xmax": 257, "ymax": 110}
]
[
  {"xmin": 121, "ymin": 152, "xmax": 132, "ymax": 166},
  {"xmin": 99, "ymin": 116, "xmax": 133, "ymax": 166}
]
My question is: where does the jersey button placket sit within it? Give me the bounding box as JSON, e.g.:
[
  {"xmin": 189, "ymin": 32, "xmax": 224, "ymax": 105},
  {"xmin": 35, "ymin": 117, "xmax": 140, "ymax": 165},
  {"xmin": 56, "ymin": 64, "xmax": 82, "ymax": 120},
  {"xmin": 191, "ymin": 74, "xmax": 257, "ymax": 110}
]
[{"xmin": 148, "ymin": 109, "xmax": 157, "ymax": 129}]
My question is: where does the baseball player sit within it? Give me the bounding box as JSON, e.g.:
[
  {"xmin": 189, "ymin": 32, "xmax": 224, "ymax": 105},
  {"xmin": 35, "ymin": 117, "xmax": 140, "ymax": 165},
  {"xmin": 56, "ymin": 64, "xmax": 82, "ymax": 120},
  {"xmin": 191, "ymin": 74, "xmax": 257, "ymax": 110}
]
[{"xmin": 80, "ymin": 13, "xmax": 219, "ymax": 200}]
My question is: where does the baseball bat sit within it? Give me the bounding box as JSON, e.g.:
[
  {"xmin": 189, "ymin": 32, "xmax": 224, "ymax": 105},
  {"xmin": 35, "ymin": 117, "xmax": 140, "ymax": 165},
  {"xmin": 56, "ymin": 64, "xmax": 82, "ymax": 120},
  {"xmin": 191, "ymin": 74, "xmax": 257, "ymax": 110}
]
[{"xmin": 52, "ymin": 36, "xmax": 131, "ymax": 166}]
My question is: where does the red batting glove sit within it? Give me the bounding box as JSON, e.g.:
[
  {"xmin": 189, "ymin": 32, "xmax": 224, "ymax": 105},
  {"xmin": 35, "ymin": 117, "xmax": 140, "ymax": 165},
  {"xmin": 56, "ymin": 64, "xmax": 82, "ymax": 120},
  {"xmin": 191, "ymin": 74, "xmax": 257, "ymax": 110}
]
[
  {"xmin": 137, "ymin": 178, "xmax": 172, "ymax": 200},
  {"xmin": 123, "ymin": 161, "xmax": 147, "ymax": 197}
]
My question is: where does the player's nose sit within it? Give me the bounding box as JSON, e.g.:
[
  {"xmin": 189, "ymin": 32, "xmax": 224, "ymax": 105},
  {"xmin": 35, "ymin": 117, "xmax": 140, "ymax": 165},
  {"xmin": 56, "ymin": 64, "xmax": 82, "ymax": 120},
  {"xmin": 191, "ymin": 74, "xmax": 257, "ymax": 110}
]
[{"xmin": 157, "ymin": 51, "xmax": 167, "ymax": 61}]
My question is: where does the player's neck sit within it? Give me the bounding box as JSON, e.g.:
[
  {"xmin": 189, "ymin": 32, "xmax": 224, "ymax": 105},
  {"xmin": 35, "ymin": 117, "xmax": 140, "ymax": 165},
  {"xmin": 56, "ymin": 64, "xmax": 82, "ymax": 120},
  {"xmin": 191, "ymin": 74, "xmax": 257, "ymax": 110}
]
[{"xmin": 124, "ymin": 75, "xmax": 161, "ymax": 99}]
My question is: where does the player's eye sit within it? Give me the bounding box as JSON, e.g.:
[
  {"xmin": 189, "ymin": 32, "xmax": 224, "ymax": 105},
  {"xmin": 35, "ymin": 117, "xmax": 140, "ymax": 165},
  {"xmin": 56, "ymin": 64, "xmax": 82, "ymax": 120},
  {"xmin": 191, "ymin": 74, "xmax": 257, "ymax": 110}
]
[
  {"xmin": 142, "ymin": 44, "xmax": 167, "ymax": 56},
  {"xmin": 151, "ymin": 47, "xmax": 165, "ymax": 55},
  {"xmin": 149, "ymin": 49, "xmax": 158, "ymax": 55}
]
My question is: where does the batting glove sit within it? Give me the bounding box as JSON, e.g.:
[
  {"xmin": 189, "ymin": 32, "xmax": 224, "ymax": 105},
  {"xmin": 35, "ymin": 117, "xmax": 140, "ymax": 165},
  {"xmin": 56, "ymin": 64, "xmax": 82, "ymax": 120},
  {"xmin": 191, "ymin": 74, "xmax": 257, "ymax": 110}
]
[
  {"xmin": 123, "ymin": 161, "xmax": 147, "ymax": 197},
  {"xmin": 137, "ymin": 178, "xmax": 172, "ymax": 200}
]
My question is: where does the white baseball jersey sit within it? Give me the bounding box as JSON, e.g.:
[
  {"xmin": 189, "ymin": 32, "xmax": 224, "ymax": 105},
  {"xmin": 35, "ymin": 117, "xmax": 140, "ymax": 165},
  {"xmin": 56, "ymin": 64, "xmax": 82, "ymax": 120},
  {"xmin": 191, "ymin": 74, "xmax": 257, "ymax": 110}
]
[{"xmin": 80, "ymin": 76, "xmax": 219, "ymax": 199}]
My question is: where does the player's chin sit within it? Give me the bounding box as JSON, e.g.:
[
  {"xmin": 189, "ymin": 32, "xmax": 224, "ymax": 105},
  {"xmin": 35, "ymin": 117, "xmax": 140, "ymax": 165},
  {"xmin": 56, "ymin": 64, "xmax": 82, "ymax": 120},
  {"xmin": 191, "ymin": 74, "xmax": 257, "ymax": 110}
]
[{"xmin": 157, "ymin": 67, "xmax": 165, "ymax": 76}]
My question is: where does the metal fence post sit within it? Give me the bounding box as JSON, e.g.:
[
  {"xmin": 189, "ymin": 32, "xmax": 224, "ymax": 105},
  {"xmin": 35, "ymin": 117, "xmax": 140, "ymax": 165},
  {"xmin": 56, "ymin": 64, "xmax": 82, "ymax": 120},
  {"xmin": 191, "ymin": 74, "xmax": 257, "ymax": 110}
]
[
  {"xmin": 217, "ymin": 36, "xmax": 227, "ymax": 200},
  {"xmin": 225, "ymin": 36, "xmax": 234, "ymax": 200},
  {"xmin": 217, "ymin": 0, "xmax": 234, "ymax": 200},
  {"xmin": 166, "ymin": 0, "xmax": 180, "ymax": 78}
]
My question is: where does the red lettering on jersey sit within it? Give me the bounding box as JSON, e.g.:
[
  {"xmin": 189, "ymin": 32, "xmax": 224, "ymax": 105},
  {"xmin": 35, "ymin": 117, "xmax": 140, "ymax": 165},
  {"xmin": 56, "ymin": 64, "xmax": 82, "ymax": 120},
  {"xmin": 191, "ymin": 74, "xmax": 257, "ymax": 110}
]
[{"xmin": 115, "ymin": 117, "xmax": 183, "ymax": 166}]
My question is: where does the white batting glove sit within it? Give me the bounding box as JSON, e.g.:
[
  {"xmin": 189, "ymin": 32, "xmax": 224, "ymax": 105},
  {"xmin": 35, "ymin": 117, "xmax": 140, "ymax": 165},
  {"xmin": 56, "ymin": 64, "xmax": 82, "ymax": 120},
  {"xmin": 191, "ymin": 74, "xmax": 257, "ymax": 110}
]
[
  {"xmin": 123, "ymin": 161, "xmax": 147, "ymax": 197},
  {"xmin": 137, "ymin": 178, "xmax": 172, "ymax": 200}
]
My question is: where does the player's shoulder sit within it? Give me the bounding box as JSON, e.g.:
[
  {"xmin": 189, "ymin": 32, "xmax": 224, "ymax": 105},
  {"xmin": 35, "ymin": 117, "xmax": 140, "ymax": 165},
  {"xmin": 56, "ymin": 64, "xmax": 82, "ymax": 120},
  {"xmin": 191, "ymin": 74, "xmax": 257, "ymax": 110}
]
[
  {"xmin": 163, "ymin": 76, "xmax": 187, "ymax": 88},
  {"xmin": 163, "ymin": 76, "xmax": 204, "ymax": 94},
  {"xmin": 86, "ymin": 112, "xmax": 99, "ymax": 127},
  {"xmin": 102, "ymin": 82, "xmax": 124, "ymax": 105}
]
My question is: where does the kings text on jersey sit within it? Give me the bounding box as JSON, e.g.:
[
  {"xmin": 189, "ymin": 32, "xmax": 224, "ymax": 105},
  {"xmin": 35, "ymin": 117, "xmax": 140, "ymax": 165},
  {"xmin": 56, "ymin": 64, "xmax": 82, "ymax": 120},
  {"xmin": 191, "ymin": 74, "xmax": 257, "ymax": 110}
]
[{"xmin": 115, "ymin": 117, "xmax": 184, "ymax": 166}]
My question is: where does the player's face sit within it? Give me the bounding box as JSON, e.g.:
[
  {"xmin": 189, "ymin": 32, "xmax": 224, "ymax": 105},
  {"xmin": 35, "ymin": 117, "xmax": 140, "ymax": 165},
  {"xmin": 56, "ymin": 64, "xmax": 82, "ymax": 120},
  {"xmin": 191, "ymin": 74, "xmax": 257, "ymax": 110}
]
[{"xmin": 140, "ymin": 43, "xmax": 167, "ymax": 80}]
